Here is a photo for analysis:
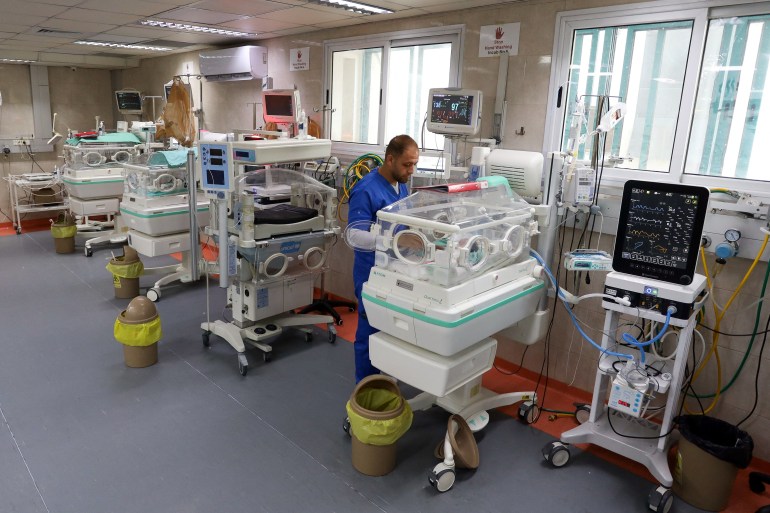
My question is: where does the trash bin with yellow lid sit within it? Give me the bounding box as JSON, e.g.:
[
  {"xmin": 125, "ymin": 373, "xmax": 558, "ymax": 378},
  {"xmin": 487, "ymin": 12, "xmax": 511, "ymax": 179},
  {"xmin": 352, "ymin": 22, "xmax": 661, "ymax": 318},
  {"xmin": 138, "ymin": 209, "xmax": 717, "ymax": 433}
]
[{"xmin": 114, "ymin": 296, "xmax": 162, "ymax": 368}]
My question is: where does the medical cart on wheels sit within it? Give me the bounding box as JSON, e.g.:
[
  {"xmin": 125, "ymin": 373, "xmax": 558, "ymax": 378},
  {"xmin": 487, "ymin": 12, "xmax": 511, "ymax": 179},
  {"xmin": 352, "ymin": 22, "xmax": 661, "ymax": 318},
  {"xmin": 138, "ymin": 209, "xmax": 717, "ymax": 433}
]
[{"xmin": 542, "ymin": 275, "xmax": 706, "ymax": 512}]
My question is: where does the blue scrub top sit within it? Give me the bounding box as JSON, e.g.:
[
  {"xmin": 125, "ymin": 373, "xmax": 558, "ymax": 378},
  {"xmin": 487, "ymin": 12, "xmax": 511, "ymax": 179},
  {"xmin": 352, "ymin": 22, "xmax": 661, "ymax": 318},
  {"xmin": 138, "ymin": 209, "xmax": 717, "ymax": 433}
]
[{"xmin": 348, "ymin": 169, "xmax": 409, "ymax": 296}]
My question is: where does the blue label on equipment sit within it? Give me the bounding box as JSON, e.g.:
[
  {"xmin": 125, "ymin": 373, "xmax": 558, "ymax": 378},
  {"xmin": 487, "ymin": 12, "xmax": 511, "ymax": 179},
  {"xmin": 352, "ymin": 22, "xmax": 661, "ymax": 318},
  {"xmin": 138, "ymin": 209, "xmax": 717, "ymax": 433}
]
[
  {"xmin": 279, "ymin": 241, "xmax": 301, "ymax": 254},
  {"xmin": 257, "ymin": 288, "xmax": 269, "ymax": 309}
]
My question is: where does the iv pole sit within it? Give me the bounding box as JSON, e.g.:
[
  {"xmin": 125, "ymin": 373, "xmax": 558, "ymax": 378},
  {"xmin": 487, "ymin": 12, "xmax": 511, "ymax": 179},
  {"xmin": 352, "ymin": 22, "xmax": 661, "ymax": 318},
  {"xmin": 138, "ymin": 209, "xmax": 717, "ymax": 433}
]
[{"xmin": 298, "ymin": 104, "xmax": 354, "ymax": 326}]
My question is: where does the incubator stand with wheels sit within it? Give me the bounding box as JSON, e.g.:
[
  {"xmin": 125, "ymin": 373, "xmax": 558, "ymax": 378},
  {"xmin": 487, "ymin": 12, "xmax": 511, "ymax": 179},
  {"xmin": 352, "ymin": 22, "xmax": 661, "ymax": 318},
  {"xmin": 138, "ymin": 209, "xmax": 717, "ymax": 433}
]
[
  {"xmin": 201, "ymin": 167, "xmax": 339, "ymax": 376},
  {"xmin": 359, "ymin": 185, "xmax": 546, "ymax": 491},
  {"xmin": 120, "ymin": 161, "xmax": 209, "ymax": 302},
  {"xmin": 61, "ymin": 143, "xmax": 143, "ymax": 256}
]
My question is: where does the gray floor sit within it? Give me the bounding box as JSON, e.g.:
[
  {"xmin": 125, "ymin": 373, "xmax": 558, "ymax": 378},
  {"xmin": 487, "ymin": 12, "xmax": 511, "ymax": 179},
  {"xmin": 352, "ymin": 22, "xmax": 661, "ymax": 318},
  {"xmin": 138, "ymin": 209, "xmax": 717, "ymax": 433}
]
[{"xmin": 0, "ymin": 230, "xmax": 706, "ymax": 513}]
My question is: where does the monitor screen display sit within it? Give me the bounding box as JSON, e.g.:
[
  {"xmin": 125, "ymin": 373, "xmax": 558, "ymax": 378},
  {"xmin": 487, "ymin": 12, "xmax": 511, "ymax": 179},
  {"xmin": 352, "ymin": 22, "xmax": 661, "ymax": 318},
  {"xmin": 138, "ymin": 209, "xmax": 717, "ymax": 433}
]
[
  {"xmin": 262, "ymin": 89, "xmax": 301, "ymax": 124},
  {"xmin": 115, "ymin": 91, "xmax": 143, "ymax": 113},
  {"xmin": 430, "ymin": 93, "xmax": 473, "ymax": 127},
  {"xmin": 613, "ymin": 180, "xmax": 709, "ymax": 285},
  {"xmin": 426, "ymin": 88, "xmax": 481, "ymax": 136},
  {"xmin": 264, "ymin": 95, "xmax": 294, "ymax": 117}
]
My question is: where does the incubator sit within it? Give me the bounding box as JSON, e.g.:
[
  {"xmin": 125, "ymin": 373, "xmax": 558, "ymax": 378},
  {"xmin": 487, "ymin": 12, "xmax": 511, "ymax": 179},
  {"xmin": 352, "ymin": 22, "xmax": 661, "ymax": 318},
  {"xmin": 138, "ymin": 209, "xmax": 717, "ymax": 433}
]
[
  {"xmin": 200, "ymin": 142, "xmax": 340, "ymax": 375},
  {"xmin": 362, "ymin": 185, "xmax": 543, "ymax": 356},
  {"xmin": 359, "ymin": 185, "xmax": 545, "ymax": 491},
  {"xmin": 120, "ymin": 157, "xmax": 209, "ymax": 301},
  {"xmin": 62, "ymin": 141, "xmax": 146, "ymax": 256},
  {"xmin": 123, "ymin": 163, "xmax": 188, "ymax": 202}
]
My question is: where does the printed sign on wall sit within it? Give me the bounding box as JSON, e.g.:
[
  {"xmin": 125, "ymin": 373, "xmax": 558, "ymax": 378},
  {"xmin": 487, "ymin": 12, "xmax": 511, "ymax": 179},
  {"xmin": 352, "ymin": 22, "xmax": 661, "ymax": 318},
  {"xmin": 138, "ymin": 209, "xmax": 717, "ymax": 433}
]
[
  {"xmin": 290, "ymin": 47, "xmax": 310, "ymax": 71},
  {"xmin": 479, "ymin": 23, "xmax": 520, "ymax": 57}
]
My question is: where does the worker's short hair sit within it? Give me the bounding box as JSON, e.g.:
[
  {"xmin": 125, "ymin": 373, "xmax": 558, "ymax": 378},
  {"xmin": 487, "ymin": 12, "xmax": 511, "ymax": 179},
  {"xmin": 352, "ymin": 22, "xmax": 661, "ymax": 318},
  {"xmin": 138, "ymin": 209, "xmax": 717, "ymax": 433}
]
[{"xmin": 385, "ymin": 134, "xmax": 418, "ymax": 160}]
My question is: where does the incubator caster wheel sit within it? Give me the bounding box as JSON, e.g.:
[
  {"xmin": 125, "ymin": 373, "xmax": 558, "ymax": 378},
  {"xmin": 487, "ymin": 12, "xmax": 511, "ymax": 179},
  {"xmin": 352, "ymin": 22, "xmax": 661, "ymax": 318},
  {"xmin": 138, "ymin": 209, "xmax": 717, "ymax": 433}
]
[
  {"xmin": 147, "ymin": 288, "xmax": 160, "ymax": 302},
  {"xmin": 85, "ymin": 247, "xmax": 93, "ymax": 257},
  {"xmin": 542, "ymin": 441, "xmax": 570, "ymax": 468},
  {"xmin": 15, "ymin": 227, "xmax": 21, "ymax": 234},
  {"xmin": 343, "ymin": 416, "xmax": 351, "ymax": 437},
  {"xmin": 202, "ymin": 331, "xmax": 210, "ymax": 348},
  {"xmin": 348, "ymin": 307, "xmax": 355, "ymax": 312},
  {"xmin": 263, "ymin": 352, "xmax": 272, "ymax": 363},
  {"xmin": 237, "ymin": 353, "xmax": 248, "ymax": 376},
  {"xmin": 518, "ymin": 401, "xmax": 540, "ymax": 424},
  {"xmin": 648, "ymin": 486, "xmax": 674, "ymax": 513},
  {"xmin": 305, "ymin": 332, "xmax": 313, "ymax": 343},
  {"xmin": 328, "ymin": 330, "xmax": 336, "ymax": 343},
  {"xmin": 336, "ymin": 318, "xmax": 344, "ymax": 326},
  {"xmin": 429, "ymin": 463, "xmax": 456, "ymax": 493}
]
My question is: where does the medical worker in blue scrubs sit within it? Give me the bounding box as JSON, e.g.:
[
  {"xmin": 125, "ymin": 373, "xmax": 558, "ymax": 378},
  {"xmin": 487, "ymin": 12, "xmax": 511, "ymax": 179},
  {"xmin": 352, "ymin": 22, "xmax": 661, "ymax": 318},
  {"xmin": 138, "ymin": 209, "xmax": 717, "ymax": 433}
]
[{"xmin": 348, "ymin": 135, "xmax": 419, "ymax": 382}]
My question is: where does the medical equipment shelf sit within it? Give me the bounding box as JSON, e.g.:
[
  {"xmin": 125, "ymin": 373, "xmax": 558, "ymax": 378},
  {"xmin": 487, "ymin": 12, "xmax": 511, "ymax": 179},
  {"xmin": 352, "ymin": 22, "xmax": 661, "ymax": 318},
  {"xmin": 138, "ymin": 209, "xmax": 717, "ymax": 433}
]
[
  {"xmin": 5, "ymin": 175, "xmax": 69, "ymax": 234},
  {"xmin": 543, "ymin": 292, "xmax": 701, "ymax": 513}
]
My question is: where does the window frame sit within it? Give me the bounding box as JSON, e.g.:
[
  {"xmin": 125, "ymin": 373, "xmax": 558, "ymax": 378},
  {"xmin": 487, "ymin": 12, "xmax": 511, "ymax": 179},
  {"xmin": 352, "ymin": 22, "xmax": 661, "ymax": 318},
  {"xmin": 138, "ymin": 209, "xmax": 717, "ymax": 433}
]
[
  {"xmin": 323, "ymin": 26, "xmax": 464, "ymax": 157},
  {"xmin": 543, "ymin": 0, "xmax": 770, "ymax": 194}
]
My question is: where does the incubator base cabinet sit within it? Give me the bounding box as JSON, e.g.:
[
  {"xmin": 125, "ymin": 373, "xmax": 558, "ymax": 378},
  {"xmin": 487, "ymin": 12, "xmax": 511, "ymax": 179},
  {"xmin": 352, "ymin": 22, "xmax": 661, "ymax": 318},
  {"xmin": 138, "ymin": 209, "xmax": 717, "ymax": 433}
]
[
  {"xmin": 542, "ymin": 273, "xmax": 707, "ymax": 512},
  {"xmin": 359, "ymin": 184, "xmax": 545, "ymax": 491}
]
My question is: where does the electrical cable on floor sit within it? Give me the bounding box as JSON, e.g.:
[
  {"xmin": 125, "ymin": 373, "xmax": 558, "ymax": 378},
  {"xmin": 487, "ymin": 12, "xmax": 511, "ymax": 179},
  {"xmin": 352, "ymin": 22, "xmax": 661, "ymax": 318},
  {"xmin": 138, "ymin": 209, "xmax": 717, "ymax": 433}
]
[
  {"xmin": 736, "ymin": 309, "xmax": 770, "ymax": 427},
  {"xmin": 493, "ymin": 346, "xmax": 528, "ymax": 375}
]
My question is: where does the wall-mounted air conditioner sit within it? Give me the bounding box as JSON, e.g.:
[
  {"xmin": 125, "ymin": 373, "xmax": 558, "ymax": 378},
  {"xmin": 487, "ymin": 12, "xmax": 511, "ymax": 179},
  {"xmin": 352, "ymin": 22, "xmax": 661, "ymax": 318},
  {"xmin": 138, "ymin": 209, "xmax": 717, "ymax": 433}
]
[{"xmin": 199, "ymin": 46, "xmax": 267, "ymax": 82}]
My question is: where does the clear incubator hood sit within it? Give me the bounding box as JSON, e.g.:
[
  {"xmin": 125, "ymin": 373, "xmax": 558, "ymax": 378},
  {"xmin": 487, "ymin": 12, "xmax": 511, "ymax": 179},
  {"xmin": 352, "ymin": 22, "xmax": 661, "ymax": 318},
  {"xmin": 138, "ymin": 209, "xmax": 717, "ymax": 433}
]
[{"xmin": 371, "ymin": 184, "xmax": 538, "ymax": 288}]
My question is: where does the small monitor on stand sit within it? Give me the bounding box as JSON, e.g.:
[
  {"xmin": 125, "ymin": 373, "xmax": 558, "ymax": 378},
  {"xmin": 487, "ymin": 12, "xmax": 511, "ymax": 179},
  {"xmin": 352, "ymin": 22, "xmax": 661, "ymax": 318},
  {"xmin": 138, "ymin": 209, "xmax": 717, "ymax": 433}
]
[
  {"xmin": 426, "ymin": 88, "xmax": 482, "ymax": 137},
  {"xmin": 115, "ymin": 90, "xmax": 143, "ymax": 115},
  {"xmin": 262, "ymin": 89, "xmax": 301, "ymax": 125}
]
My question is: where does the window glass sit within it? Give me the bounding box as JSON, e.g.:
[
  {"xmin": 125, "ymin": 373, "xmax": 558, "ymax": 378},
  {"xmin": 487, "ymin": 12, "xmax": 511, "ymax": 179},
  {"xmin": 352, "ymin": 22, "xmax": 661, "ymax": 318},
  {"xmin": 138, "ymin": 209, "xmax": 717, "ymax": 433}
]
[
  {"xmin": 330, "ymin": 48, "xmax": 382, "ymax": 144},
  {"xmin": 562, "ymin": 21, "xmax": 692, "ymax": 172},
  {"xmin": 385, "ymin": 42, "xmax": 452, "ymax": 150},
  {"xmin": 685, "ymin": 14, "xmax": 770, "ymax": 181}
]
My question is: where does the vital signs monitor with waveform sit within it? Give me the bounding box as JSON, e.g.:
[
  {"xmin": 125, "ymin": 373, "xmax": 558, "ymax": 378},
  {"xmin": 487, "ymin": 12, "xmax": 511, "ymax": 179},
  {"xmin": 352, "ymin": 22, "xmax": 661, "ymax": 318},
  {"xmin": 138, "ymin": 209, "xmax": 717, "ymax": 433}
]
[{"xmin": 613, "ymin": 180, "xmax": 709, "ymax": 285}]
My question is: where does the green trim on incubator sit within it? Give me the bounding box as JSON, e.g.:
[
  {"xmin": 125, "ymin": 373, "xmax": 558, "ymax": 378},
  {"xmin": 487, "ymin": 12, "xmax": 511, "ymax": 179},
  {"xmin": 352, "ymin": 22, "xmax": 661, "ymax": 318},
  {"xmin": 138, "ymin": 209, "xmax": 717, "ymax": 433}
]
[
  {"xmin": 62, "ymin": 178, "xmax": 124, "ymax": 185},
  {"xmin": 119, "ymin": 206, "xmax": 209, "ymax": 218},
  {"xmin": 361, "ymin": 281, "xmax": 544, "ymax": 328}
]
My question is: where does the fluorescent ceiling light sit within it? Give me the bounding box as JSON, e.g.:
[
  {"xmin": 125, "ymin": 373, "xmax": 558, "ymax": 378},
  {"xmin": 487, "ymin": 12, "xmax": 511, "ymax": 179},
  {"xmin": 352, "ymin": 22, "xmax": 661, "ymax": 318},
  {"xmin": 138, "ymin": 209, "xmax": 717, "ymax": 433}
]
[
  {"xmin": 74, "ymin": 41, "xmax": 171, "ymax": 51},
  {"xmin": 308, "ymin": 0, "xmax": 393, "ymax": 15},
  {"xmin": 0, "ymin": 58, "xmax": 35, "ymax": 63},
  {"xmin": 141, "ymin": 20, "xmax": 254, "ymax": 37}
]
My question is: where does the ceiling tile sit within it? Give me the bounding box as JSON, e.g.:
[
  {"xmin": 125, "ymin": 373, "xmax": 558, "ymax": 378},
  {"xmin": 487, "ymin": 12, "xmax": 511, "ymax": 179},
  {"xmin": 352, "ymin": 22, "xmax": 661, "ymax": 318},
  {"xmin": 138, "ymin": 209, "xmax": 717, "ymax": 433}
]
[
  {"xmin": 38, "ymin": 19, "xmax": 118, "ymax": 33},
  {"xmin": 15, "ymin": 32, "xmax": 79, "ymax": 43},
  {"xmin": 88, "ymin": 34, "xmax": 150, "ymax": 44},
  {"xmin": 157, "ymin": 7, "xmax": 245, "ymax": 24},
  {"xmin": 75, "ymin": 0, "xmax": 180, "ymax": 17},
  {"xmin": 259, "ymin": 6, "xmax": 350, "ymax": 23},
  {"xmin": 106, "ymin": 27, "xmax": 182, "ymax": 39},
  {"xmin": 55, "ymin": 8, "xmax": 144, "ymax": 25},
  {"xmin": 0, "ymin": 32, "xmax": 17, "ymax": 39},
  {"xmin": 0, "ymin": 13, "xmax": 49, "ymax": 26},
  {"xmin": 0, "ymin": 41, "xmax": 54, "ymax": 50},
  {"xmin": 311, "ymin": 17, "xmax": 374, "ymax": 29},
  {"xmin": 44, "ymin": 46, "xmax": 100, "ymax": 55},
  {"xmin": 0, "ymin": 24, "xmax": 25, "ymax": 34},
  {"xmin": 22, "ymin": 0, "xmax": 83, "ymax": 5},
  {"xmin": 222, "ymin": 17, "xmax": 301, "ymax": 33},
  {"xmin": 0, "ymin": 0, "xmax": 70, "ymax": 17},
  {"xmin": 270, "ymin": 26, "xmax": 320, "ymax": 36},
  {"xmin": 190, "ymin": 0, "xmax": 291, "ymax": 17},
  {"xmin": 156, "ymin": 32, "xmax": 244, "ymax": 44}
]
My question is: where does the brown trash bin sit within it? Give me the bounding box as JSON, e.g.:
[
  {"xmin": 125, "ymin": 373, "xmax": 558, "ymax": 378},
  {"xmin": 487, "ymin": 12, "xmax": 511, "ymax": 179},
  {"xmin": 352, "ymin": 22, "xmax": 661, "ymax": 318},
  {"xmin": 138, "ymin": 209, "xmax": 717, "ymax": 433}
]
[
  {"xmin": 114, "ymin": 296, "xmax": 161, "ymax": 368},
  {"xmin": 107, "ymin": 246, "xmax": 143, "ymax": 299},
  {"xmin": 346, "ymin": 375, "xmax": 412, "ymax": 476},
  {"xmin": 50, "ymin": 212, "xmax": 77, "ymax": 254}
]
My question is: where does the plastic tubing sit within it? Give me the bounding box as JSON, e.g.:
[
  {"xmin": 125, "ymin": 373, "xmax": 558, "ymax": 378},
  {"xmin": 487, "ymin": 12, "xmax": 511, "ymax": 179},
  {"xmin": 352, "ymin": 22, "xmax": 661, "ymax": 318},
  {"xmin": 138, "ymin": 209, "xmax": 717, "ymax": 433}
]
[
  {"xmin": 620, "ymin": 307, "xmax": 674, "ymax": 364},
  {"xmin": 529, "ymin": 249, "xmax": 635, "ymax": 361}
]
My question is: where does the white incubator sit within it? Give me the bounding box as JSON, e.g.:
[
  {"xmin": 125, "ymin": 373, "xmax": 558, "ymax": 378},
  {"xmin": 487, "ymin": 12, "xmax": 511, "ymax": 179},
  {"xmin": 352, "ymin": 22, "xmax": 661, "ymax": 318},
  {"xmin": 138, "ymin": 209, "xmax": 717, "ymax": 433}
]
[
  {"xmin": 62, "ymin": 141, "xmax": 144, "ymax": 255},
  {"xmin": 201, "ymin": 165, "xmax": 339, "ymax": 375},
  {"xmin": 120, "ymin": 157, "xmax": 209, "ymax": 302},
  {"xmin": 360, "ymin": 185, "xmax": 545, "ymax": 470}
]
